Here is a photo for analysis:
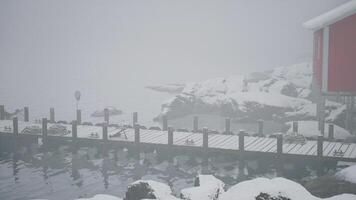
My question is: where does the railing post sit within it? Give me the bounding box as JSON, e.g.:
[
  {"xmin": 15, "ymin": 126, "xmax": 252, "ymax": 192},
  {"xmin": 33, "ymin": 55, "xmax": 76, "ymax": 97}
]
[
  {"xmin": 239, "ymin": 130, "xmax": 245, "ymax": 152},
  {"xmin": 292, "ymin": 121, "xmax": 298, "ymax": 133},
  {"xmin": 103, "ymin": 125, "xmax": 108, "ymax": 142},
  {"xmin": 168, "ymin": 127, "xmax": 173, "ymax": 146},
  {"xmin": 162, "ymin": 115, "xmax": 168, "ymax": 131},
  {"xmin": 277, "ymin": 134, "xmax": 283, "ymax": 155},
  {"xmin": 134, "ymin": 124, "xmax": 140, "ymax": 144},
  {"xmin": 76, "ymin": 109, "xmax": 81, "ymax": 125},
  {"xmin": 133, "ymin": 112, "xmax": 138, "ymax": 127},
  {"xmin": 225, "ymin": 118, "xmax": 231, "ymax": 134},
  {"xmin": 317, "ymin": 136, "xmax": 323, "ymax": 157},
  {"xmin": 328, "ymin": 124, "xmax": 334, "ymax": 140},
  {"xmin": 193, "ymin": 116, "xmax": 198, "ymax": 132},
  {"xmin": 13, "ymin": 117, "xmax": 18, "ymax": 136},
  {"xmin": 258, "ymin": 120, "xmax": 264, "ymax": 136},
  {"xmin": 42, "ymin": 118, "xmax": 48, "ymax": 147},
  {"xmin": 72, "ymin": 121, "xmax": 77, "ymax": 139},
  {"xmin": 203, "ymin": 127, "xmax": 208, "ymax": 149},
  {"xmin": 0, "ymin": 105, "xmax": 4, "ymax": 120},
  {"xmin": 24, "ymin": 106, "xmax": 29, "ymax": 122},
  {"xmin": 104, "ymin": 108, "xmax": 109, "ymax": 124},
  {"xmin": 50, "ymin": 108, "xmax": 55, "ymax": 123}
]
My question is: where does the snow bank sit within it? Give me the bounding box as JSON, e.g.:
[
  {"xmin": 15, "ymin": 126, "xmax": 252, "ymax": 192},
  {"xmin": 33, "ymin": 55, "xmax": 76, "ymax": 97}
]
[
  {"xmin": 220, "ymin": 177, "xmax": 319, "ymax": 200},
  {"xmin": 76, "ymin": 194, "xmax": 122, "ymax": 200},
  {"xmin": 336, "ymin": 164, "xmax": 356, "ymax": 184},
  {"xmin": 180, "ymin": 175, "xmax": 225, "ymax": 200},
  {"xmin": 286, "ymin": 121, "xmax": 352, "ymax": 139}
]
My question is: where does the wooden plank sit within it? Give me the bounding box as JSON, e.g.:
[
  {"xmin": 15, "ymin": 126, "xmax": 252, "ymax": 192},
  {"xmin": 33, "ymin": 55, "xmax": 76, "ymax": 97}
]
[
  {"xmin": 338, "ymin": 143, "xmax": 351, "ymax": 158},
  {"xmin": 344, "ymin": 143, "xmax": 356, "ymax": 158},
  {"xmin": 298, "ymin": 141, "xmax": 317, "ymax": 155},
  {"xmin": 256, "ymin": 138, "xmax": 275, "ymax": 152},
  {"xmin": 286, "ymin": 143, "xmax": 304, "ymax": 154},
  {"xmin": 209, "ymin": 135, "xmax": 232, "ymax": 148},
  {"xmin": 327, "ymin": 142, "xmax": 343, "ymax": 157},
  {"xmin": 174, "ymin": 132, "xmax": 195, "ymax": 145},
  {"xmin": 209, "ymin": 135, "xmax": 230, "ymax": 148},
  {"xmin": 215, "ymin": 135, "xmax": 236, "ymax": 149},
  {"xmin": 219, "ymin": 136, "xmax": 238, "ymax": 150},
  {"xmin": 245, "ymin": 138, "xmax": 267, "ymax": 151},
  {"xmin": 244, "ymin": 137, "xmax": 261, "ymax": 149},
  {"xmin": 265, "ymin": 140, "xmax": 277, "ymax": 153},
  {"xmin": 324, "ymin": 141, "xmax": 337, "ymax": 156},
  {"xmin": 348, "ymin": 144, "xmax": 356, "ymax": 158},
  {"xmin": 142, "ymin": 131, "xmax": 167, "ymax": 144},
  {"xmin": 175, "ymin": 133, "xmax": 202, "ymax": 146}
]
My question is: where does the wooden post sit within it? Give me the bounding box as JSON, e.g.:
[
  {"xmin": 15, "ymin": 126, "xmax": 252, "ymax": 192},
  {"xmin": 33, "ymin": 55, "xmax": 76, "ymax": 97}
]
[
  {"xmin": 72, "ymin": 121, "xmax": 77, "ymax": 139},
  {"xmin": 133, "ymin": 112, "xmax": 138, "ymax": 127},
  {"xmin": 225, "ymin": 118, "xmax": 231, "ymax": 134},
  {"xmin": 258, "ymin": 120, "xmax": 263, "ymax": 136},
  {"xmin": 13, "ymin": 117, "xmax": 18, "ymax": 136},
  {"xmin": 104, "ymin": 108, "xmax": 109, "ymax": 124},
  {"xmin": 168, "ymin": 127, "xmax": 173, "ymax": 146},
  {"xmin": 292, "ymin": 121, "xmax": 298, "ymax": 133},
  {"xmin": 193, "ymin": 116, "xmax": 198, "ymax": 132},
  {"xmin": 239, "ymin": 130, "xmax": 245, "ymax": 152},
  {"xmin": 50, "ymin": 108, "xmax": 55, "ymax": 123},
  {"xmin": 76, "ymin": 109, "xmax": 81, "ymax": 125},
  {"xmin": 0, "ymin": 105, "xmax": 4, "ymax": 120},
  {"xmin": 320, "ymin": 96, "xmax": 326, "ymax": 136},
  {"xmin": 203, "ymin": 127, "xmax": 208, "ymax": 149},
  {"xmin": 134, "ymin": 124, "xmax": 140, "ymax": 144},
  {"xmin": 162, "ymin": 115, "xmax": 168, "ymax": 131},
  {"xmin": 24, "ymin": 106, "xmax": 29, "ymax": 122},
  {"xmin": 42, "ymin": 118, "xmax": 48, "ymax": 147},
  {"xmin": 317, "ymin": 136, "xmax": 323, "ymax": 157},
  {"xmin": 277, "ymin": 134, "xmax": 283, "ymax": 155},
  {"xmin": 328, "ymin": 124, "xmax": 334, "ymax": 140},
  {"xmin": 103, "ymin": 125, "xmax": 108, "ymax": 142}
]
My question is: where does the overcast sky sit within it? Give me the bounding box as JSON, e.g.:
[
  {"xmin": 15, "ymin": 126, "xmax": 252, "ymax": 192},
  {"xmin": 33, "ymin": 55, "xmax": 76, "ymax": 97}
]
[{"xmin": 0, "ymin": 0, "xmax": 350, "ymax": 119}]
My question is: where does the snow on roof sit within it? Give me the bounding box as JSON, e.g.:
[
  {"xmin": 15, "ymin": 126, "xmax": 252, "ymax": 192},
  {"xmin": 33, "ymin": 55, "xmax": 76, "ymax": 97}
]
[{"xmin": 303, "ymin": 0, "xmax": 356, "ymax": 30}]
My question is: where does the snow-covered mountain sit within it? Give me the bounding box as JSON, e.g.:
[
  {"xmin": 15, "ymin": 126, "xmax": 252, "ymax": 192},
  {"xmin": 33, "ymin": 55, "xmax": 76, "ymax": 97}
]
[{"xmin": 148, "ymin": 63, "xmax": 345, "ymax": 124}]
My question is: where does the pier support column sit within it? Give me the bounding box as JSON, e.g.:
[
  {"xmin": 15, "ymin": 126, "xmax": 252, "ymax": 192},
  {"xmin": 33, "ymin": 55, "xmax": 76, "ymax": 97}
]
[
  {"xmin": 276, "ymin": 134, "xmax": 283, "ymax": 177},
  {"xmin": 13, "ymin": 117, "xmax": 19, "ymax": 137},
  {"xmin": 104, "ymin": 108, "xmax": 109, "ymax": 124},
  {"xmin": 71, "ymin": 121, "xmax": 78, "ymax": 153},
  {"xmin": 102, "ymin": 125, "xmax": 108, "ymax": 157},
  {"xmin": 203, "ymin": 127, "xmax": 208, "ymax": 149},
  {"xmin": 132, "ymin": 112, "xmax": 138, "ymax": 127},
  {"xmin": 225, "ymin": 118, "xmax": 231, "ymax": 135},
  {"xmin": 76, "ymin": 109, "xmax": 81, "ymax": 125},
  {"xmin": 134, "ymin": 124, "xmax": 140, "ymax": 144},
  {"xmin": 317, "ymin": 136, "xmax": 324, "ymax": 176},
  {"xmin": 328, "ymin": 124, "xmax": 334, "ymax": 140},
  {"xmin": 162, "ymin": 115, "xmax": 168, "ymax": 131},
  {"xmin": 258, "ymin": 120, "xmax": 264, "ymax": 136},
  {"xmin": 168, "ymin": 127, "xmax": 173, "ymax": 146},
  {"xmin": 292, "ymin": 121, "xmax": 298, "ymax": 133},
  {"xmin": 238, "ymin": 130, "xmax": 245, "ymax": 152},
  {"xmin": 24, "ymin": 107, "xmax": 29, "ymax": 122},
  {"xmin": 193, "ymin": 116, "xmax": 198, "ymax": 132},
  {"xmin": 0, "ymin": 105, "xmax": 4, "ymax": 120},
  {"xmin": 42, "ymin": 118, "xmax": 48, "ymax": 149},
  {"xmin": 50, "ymin": 108, "xmax": 55, "ymax": 123}
]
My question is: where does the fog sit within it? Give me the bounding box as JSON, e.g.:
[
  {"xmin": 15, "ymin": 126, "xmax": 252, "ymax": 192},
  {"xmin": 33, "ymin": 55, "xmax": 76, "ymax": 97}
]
[{"xmin": 0, "ymin": 0, "xmax": 348, "ymax": 122}]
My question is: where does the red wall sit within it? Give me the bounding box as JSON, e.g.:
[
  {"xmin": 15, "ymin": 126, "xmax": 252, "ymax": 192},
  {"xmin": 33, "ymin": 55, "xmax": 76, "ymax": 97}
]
[
  {"xmin": 313, "ymin": 29, "xmax": 323, "ymax": 89},
  {"xmin": 328, "ymin": 13, "xmax": 356, "ymax": 93}
]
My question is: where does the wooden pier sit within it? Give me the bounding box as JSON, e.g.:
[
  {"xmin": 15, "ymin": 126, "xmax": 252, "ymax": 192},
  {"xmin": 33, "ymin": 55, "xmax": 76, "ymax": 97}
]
[{"xmin": 0, "ymin": 106, "xmax": 356, "ymax": 163}]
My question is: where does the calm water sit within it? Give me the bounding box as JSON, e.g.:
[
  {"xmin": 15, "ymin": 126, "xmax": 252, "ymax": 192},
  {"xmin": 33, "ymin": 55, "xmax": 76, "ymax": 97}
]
[{"xmin": 0, "ymin": 136, "xmax": 323, "ymax": 200}]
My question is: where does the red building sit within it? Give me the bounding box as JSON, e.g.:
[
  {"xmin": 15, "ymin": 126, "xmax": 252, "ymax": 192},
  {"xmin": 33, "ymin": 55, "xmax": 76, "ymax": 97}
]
[
  {"xmin": 304, "ymin": 0, "xmax": 356, "ymax": 94},
  {"xmin": 304, "ymin": 1, "xmax": 356, "ymax": 134}
]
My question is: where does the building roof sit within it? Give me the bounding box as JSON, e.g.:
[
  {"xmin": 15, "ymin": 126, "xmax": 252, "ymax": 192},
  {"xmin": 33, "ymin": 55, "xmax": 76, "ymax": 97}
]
[{"xmin": 303, "ymin": 0, "xmax": 356, "ymax": 30}]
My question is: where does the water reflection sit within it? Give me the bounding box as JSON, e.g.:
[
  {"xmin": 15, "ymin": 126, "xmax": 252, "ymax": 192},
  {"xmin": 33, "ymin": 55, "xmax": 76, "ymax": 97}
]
[{"xmin": 0, "ymin": 140, "xmax": 329, "ymax": 200}]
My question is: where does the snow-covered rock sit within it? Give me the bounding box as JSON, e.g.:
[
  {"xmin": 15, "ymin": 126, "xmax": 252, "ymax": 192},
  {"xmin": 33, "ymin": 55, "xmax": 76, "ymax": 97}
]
[
  {"xmin": 146, "ymin": 84, "xmax": 186, "ymax": 94},
  {"xmin": 150, "ymin": 63, "xmax": 346, "ymax": 124},
  {"xmin": 285, "ymin": 121, "xmax": 352, "ymax": 140},
  {"xmin": 336, "ymin": 165, "xmax": 356, "ymax": 184},
  {"xmin": 77, "ymin": 194, "xmax": 122, "ymax": 200},
  {"xmin": 125, "ymin": 180, "xmax": 179, "ymax": 200},
  {"xmin": 220, "ymin": 177, "xmax": 356, "ymax": 200},
  {"xmin": 180, "ymin": 175, "xmax": 225, "ymax": 200}
]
